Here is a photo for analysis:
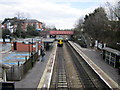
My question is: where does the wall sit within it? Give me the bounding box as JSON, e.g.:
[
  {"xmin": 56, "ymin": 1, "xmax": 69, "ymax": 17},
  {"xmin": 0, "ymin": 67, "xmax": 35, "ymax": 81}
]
[{"xmin": 12, "ymin": 41, "xmax": 41, "ymax": 52}]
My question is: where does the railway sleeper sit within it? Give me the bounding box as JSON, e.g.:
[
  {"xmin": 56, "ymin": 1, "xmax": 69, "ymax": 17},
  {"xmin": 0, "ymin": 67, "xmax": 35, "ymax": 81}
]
[{"xmin": 58, "ymin": 81, "xmax": 67, "ymax": 83}]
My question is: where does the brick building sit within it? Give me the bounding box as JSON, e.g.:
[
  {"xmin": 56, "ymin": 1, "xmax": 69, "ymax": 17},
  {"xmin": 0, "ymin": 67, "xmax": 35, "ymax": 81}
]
[
  {"xmin": 2, "ymin": 18, "xmax": 43, "ymax": 33},
  {"xmin": 11, "ymin": 38, "xmax": 54, "ymax": 52},
  {"xmin": 11, "ymin": 38, "xmax": 42, "ymax": 52},
  {"xmin": 22, "ymin": 19, "xmax": 43, "ymax": 31}
]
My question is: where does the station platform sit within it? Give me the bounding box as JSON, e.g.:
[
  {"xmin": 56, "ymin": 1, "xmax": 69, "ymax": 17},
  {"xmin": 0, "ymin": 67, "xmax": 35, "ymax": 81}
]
[
  {"xmin": 37, "ymin": 42, "xmax": 57, "ymax": 89},
  {"xmin": 15, "ymin": 42, "xmax": 57, "ymax": 88},
  {"xmin": 14, "ymin": 41, "xmax": 120, "ymax": 89},
  {"xmin": 69, "ymin": 41, "xmax": 119, "ymax": 89}
]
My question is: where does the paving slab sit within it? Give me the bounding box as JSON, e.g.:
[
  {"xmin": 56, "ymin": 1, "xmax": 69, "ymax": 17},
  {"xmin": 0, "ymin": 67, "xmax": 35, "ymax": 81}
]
[
  {"xmin": 74, "ymin": 42, "xmax": 119, "ymax": 84},
  {"xmin": 14, "ymin": 49, "xmax": 52, "ymax": 89},
  {"xmin": 69, "ymin": 41, "xmax": 119, "ymax": 88}
]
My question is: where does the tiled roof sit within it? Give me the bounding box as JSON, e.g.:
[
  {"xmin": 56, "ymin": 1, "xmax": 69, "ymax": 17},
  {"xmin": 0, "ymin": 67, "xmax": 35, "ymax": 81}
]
[{"xmin": 24, "ymin": 19, "xmax": 42, "ymax": 23}]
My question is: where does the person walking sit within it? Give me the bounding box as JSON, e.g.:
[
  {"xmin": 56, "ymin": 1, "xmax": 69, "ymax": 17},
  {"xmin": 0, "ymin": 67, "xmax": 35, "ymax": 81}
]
[{"xmin": 41, "ymin": 48, "xmax": 45, "ymax": 62}]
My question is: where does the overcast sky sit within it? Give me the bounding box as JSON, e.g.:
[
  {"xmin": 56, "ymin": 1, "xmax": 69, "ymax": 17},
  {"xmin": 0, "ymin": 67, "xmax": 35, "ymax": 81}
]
[{"xmin": 0, "ymin": 0, "xmax": 117, "ymax": 29}]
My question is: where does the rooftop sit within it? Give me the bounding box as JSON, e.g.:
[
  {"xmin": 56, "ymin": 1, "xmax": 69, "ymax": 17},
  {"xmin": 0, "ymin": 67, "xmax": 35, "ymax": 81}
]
[{"xmin": 24, "ymin": 19, "xmax": 42, "ymax": 23}]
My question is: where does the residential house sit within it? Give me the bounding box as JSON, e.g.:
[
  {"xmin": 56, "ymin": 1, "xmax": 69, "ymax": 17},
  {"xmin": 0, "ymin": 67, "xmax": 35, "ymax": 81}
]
[
  {"xmin": 2, "ymin": 18, "xmax": 43, "ymax": 33},
  {"xmin": 22, "ymin": 19, "xmax": 43, "ymax": 31}
]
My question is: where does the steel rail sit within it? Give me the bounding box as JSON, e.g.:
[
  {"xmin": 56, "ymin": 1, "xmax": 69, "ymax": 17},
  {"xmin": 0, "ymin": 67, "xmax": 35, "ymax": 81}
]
[{"xmin": 66, "ymin": 42, "xmax": 111, "ymax": 90}]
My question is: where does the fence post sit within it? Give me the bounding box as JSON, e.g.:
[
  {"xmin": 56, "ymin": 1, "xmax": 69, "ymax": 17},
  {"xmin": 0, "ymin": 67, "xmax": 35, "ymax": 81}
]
[
  {"xmin": 25, "ymin": 56, "xmax": 27, "ymax": 61},
  {"xmin": 32, "ymin": 54, "xmax": 34, "ymax": 67},
  {"xmin": 17, "ymin": 61, "xmax": 21, "ymax": 80}
]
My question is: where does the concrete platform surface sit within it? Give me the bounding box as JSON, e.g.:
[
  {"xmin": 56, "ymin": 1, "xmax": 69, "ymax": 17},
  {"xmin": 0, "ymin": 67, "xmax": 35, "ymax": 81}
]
[
  {"xmin": 69, "ymin": 41, "xmax": 119, "ymax": 89},
  {"xmin": 14, "ymin": 48, "xmax": 52, "ymax": 88}
]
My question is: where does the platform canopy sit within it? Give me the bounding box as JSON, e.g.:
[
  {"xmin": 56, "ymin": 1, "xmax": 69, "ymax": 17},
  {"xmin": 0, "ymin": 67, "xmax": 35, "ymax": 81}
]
[
  {"xmin": 42, "ymin": 38, "xmax": 55, "ymax": 43},
  {"xmin": 49, "ymin": 31, "xmax": 74, "ymax": 35},
  {"xmin": 103, "ymin": 47, "xmax": 120, "ymax": 56}
]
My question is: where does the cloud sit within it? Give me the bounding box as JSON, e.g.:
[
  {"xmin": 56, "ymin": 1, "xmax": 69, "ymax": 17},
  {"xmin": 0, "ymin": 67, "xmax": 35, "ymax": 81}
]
[
  {"xmin": 39, "ymin": 0, "xmax": 117, "ymax": 3},
  {"xmin": 0, "ymin": 0, "xmax": 111, "ymax": 29}
]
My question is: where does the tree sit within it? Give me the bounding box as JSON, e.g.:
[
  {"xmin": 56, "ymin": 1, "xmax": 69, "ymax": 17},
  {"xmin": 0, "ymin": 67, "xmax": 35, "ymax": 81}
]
[
  {"xmin": 2, "ymin": 29, "xmax": 11, "ymax": 42},
  {"xmin": 15, "ymin": 22, "xmax": 22, "ymax": 38},
  {"xmin": 106, "ymin": 1, "xmax": 120, "ymax": 21},
  {"xmin": 15, "ymin": 12, "xmax": 27, "ymax": 19},
  {"xmin": 26, "ymin": 24, "xmax": 39, "ymax": 36},
  {"xmin": 84, "ymin": 7, "xmax": 109, "ymax": 40},
  {"xmin": 14, "ymin": 12, "xmax": 27, "ymax": 38},
  {"xmin": 21, "ymin": 31, "xmax": 26, "ymax": 38},
  {"xmin": 45, "ymin": 25, "xmax": 57, "ymax": 31},
  {"xmin": 2, "ymin": 29, "xmax": 11, "ymax": 38}
]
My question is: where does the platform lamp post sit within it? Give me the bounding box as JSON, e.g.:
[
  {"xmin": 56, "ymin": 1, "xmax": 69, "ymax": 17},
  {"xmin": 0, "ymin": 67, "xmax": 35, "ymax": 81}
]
[
  {"xmin": 38, "ymin": 41, "xmax": 40, "ymax": 56},
  {"xmin": 28, "ymin": 42, "xmax": 31, "ymax": 57},
  {"xmin": 40, "ymin": 37, "xmax": 43, "ymax": 55},
  {"xmin": 117, "ymin": 43, "xmax": 120, "ymax": 75},
  {"xmin": 31, "ymin": 38, "xmax": 33, "ymax": 56},
  {"xmin": 31, "ymin": 38, "xmax": 34, "ymax": 67}
]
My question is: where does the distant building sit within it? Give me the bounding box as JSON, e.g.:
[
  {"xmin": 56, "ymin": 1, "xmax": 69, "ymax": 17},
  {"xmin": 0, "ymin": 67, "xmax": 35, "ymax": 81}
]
[
  {"xmin": 22, "ymin": 19, "xmax": 43, "ymax": 31},
  {"xmin": 0, "ymin": 20, "xmax": 2, "ymax": 38},
  {"xmin": 1, "ymin": 18, "xmax": 16, "ymax": 33},
  {"xmin": 2, "ymin": 18, "xmax": 43, "ymax": 33}
]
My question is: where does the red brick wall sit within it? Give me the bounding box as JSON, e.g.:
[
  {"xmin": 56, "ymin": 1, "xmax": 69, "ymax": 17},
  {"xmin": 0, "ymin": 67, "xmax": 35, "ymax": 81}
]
[
  {"xmin": 17, "ymin": 42, "xmax": 37, "ymax": 52},
  {"xmin": 39, "ymin": 23, "xmax": 42, "ymax": 29},
  {"xmin": 11, "ymin": 42, "xmax": 42, "ymax": 52}
]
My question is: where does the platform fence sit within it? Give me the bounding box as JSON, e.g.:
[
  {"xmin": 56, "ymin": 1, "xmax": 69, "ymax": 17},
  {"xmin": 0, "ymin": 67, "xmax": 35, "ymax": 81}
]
[{"xmin": 6, "ymin": 52, "xmax": 39, "ymax": 81}]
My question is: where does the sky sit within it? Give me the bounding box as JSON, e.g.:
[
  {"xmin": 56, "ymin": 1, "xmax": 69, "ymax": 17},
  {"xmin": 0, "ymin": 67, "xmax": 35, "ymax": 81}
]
[{"xmin": 0, "ymin": 0, "xmax": 117, "ymax": 29}]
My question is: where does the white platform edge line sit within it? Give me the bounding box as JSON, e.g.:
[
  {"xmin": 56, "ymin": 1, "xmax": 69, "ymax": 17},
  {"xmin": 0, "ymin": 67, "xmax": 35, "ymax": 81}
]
[
  {"xmin": 37, "ymin": 42, "xmax": 57, "ymax": 89},
  {"xmin": 69, "ymin": 41, "xmax": 117, "ymax": 89},
  {"xmin": 73, "ymin": 42, "xmax": 119, "ymax": 88},
  {"xmin": 47, "ymin": 44, "xmax": 57, "ymax": 89}
]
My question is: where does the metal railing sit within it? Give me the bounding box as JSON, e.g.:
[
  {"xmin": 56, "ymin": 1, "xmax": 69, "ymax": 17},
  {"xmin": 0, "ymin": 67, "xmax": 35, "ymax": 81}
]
[{"xmin": 6, "ymin": 52, "xmax": 39, "ymax": 81}]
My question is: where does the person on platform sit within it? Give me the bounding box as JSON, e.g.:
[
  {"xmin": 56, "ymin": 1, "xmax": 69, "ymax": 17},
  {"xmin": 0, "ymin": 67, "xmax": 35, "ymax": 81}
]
[{"xmin": 41, "ymin": 48, "xmax": 45, "ymax": 62}]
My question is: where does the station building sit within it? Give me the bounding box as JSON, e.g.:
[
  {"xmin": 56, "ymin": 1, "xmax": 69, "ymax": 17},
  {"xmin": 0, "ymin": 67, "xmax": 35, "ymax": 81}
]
[{"xmin": 11, "ymin": 38, "xmax": 55, "ymax": 52}]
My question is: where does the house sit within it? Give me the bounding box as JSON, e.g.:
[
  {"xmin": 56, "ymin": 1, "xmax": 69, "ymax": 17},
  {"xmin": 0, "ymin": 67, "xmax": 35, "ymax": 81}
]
[
  {"xmin": 22, "ymin": 19, "xmax": 43, "ymax": 31},
  {"xmin": 2, "ymin": 18, "xmax": 43, "ymax": 33},
  {"xmin": 1, "ymin": 18, "xmax": 17, "ymax": 33}
]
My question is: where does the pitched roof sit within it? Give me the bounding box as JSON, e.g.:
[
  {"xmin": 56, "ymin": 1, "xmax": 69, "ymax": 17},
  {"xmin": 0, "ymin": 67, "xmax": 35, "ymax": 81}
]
[{"xmin": 24, "ymin": 19, "xmax": 42, "ymax": 23}]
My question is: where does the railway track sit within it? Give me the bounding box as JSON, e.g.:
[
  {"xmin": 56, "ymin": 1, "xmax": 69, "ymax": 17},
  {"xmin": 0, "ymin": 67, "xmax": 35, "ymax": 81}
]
[
  {"xmin": 66, "ymin": 42, "xmax": 111, "ymax": 89},
  {"xmin": 50, "ymin": 47, "xmax": 70, "ymax": 89},
  {"xmin": 50, "ymin": 42, "xmax": 111, "ymax": 89}
]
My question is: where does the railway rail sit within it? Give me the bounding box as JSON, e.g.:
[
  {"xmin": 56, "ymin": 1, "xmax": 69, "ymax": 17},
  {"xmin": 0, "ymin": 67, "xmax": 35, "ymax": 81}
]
[
  {"xmin": 50, "ymin": 42, "xmax": 112, "ymax": 89},
  {"xmin": 50, "ymin": 47, "xmax": 70, "ymax": 89},
  {"xmin": 67, "ymin": 42, "xmax": 111, "ymax": 89}
]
